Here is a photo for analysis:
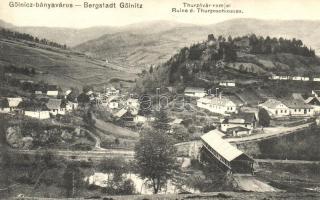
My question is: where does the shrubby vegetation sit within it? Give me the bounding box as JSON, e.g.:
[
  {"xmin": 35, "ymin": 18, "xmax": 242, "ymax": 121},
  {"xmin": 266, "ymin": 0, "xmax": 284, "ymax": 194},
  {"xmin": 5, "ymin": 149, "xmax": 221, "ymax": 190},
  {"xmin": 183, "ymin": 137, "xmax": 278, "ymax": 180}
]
[
  {"xmin": 3, "ymin": 116, "xmax": 94, "ymax": 150},
  {"xmin": 258, "ymin": 108, "xmax": 271, "ymax": 127}
]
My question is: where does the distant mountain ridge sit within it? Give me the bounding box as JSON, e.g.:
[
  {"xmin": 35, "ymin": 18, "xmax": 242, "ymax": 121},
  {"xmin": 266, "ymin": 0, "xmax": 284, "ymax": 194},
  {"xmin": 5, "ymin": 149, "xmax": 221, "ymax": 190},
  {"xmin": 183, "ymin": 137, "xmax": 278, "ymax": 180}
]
[
  {"xmin": 74, "ymin": 19, "xmax": 320, "ymax": 68},
  {"xmin": 1, "ymin": 18, "xmax": 320, "ymax": 68},
  {"xmin": 0, "ymin": 19, "xmax": 194, "ymax": 47}
]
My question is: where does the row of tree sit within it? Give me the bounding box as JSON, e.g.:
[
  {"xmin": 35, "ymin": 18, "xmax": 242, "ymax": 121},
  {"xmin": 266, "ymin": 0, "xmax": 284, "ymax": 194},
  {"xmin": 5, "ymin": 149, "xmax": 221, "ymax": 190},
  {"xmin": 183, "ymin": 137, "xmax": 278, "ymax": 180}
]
[
  {"xmin": 247, "ymin": 34, "xmax": 315, "ymax": 57},
  {"xmin": 0, "ymin": 28, "xmax": 67, "ymax": 49},
  {"xmin": 4, "ymin": 65, "xmax": 36, "ymax": 75}
]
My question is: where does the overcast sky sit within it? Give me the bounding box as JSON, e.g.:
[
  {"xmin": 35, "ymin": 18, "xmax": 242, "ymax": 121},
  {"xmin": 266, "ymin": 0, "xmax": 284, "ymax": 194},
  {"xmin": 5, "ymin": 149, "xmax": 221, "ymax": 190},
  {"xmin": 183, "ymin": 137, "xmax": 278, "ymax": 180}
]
[{"xmin": 1, "ymin": 0, "xmax": 320, "ymax": 28}]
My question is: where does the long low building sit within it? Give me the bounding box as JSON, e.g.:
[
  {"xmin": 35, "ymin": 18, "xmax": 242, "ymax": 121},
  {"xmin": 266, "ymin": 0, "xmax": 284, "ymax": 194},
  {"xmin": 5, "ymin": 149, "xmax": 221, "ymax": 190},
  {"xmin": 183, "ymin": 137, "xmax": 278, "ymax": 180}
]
[
  {"xmin": 184, "ymin": 87, "xmax": 207, "ymax": 98},
  {"xmin": 258, "ymin": 98, "xmax": 313, "ymax": 118},
  {"xmin": 197, "ymin": 96, "xmax": 238, "ymax": 115},
  {"xmin": 200, "ymin": 130, "xmax": 254, "ymax": 174}
]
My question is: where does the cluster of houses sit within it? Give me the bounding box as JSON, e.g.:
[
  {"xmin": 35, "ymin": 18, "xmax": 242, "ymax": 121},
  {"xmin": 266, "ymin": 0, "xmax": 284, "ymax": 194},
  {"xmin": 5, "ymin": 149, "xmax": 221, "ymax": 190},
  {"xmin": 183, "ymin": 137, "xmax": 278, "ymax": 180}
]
[
  {"xmin": 81, "ymin": 86, "xmax": 155, "ymax": 124},
  {"xmin": 183, "ymin": 87, "xmax": 258, "ymax": 137},
  {"xmin": 0, "ymin": 96, "xmax": 76, "ymax": 119},
  {"xmin": 0, "ymin": 84, "xmax": 79, "ymax": 119},
  {"xmin": 0, "ymin": 82, "xmax": 156, "ymax": 125},
  {"xmin": 183, "ymin": 84, "xmax": 320, "ymax": 138}
]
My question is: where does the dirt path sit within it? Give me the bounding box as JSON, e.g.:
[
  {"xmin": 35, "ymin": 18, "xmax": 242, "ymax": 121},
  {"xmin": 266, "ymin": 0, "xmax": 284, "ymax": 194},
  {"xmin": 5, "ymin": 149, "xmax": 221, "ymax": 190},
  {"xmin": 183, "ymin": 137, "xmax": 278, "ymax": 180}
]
[
  {"xmin": 9, "ymin": 148, "xmax": 135, "ymax": 161},
  {"xmin": 226, "ymin": 122, "xmax": 314, "ymax": 144},
  {"xmin": 233, "ymin": 174, "xmax": 280, "ymax": 192},
  {"xmin": 92, "ymin": 115, "xmax": 139, "ymax": 139},
  {"xmin": 255, "ymin": 159, "xmax": 320, "ymax": 164}
]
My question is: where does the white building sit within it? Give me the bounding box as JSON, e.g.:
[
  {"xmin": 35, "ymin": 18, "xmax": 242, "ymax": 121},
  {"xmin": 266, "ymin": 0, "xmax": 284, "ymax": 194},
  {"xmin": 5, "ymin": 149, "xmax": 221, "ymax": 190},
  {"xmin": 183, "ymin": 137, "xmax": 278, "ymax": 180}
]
[
  {"xmin": 184, "ymin": 87, "xmax": 207, "ymax": 98},
  {"xmin": 66, "ymin": 101, "xmax": 78, "ymax": 111},
  {"xmin": 313, "ymin": 78, "xmax": 320, "ymax": 82},
  {"xmin": 25, "ymin": 110, "xmax": 50, "ymax": 119},
  {"xmin": 279, "ymin": 76, "xmax": 289, "ymax": 80},
  {"xmin": 305, "ymin": 96, "xmax": 320, "ymax": 115},
  {"xmin": 133, "ymin": 115, "xmax": 155, "ymax": 123},
  {"xmin": 220, "ymin": 112, "xmax": 257, "ymax": 133},
  {"xmin": 65, "ymin": 89, "xmax": 72, "ymax": 96},
  {"xmin": 259, "ymin": 98, "xmax": 313, "ymax": 118},
  {"xmin": 197, "ymin": 96, "xmax": 238, "ymax": 115},
  {"xmin": 108, "ymin": 101, "xmax": 119, "ymax": 109},
  {"xmin": 126, "ymin": 98, "xmax": 140, "ymax": 110},
  {"xmin": 226, "ymin": 126, "xmax": 252, "ymax": 137},
  {"xmin": 292, "ymin": 76, "xmax": 302, "ymax": 81},
  {"xmin": 106, "ymin": 87, "xmax": 120, "ymax": 96},
  {"xmin": 21, "ymin": 100, "xmax": 51, "ymax": 119},
  {"xmin": 282, "ymin": 99, "xmax": 314, "ymax": 117},
  {"xmin": 219, "ymin": 81, "xmax": 236, "ymax": 87},
  {"xmin": 269, "ymin": 75, "xmax": 280, "ymax": 80},
  {"xmin": 258, "ymin": 99, "xmax": 289, "ymax": 118},
  {"xmin": 7, "ymin": 97, "xmax": 23, "ymax": 112},
  {"xmin": 46, "ymin": 85, "xmax": 59, "ymax": 97}
]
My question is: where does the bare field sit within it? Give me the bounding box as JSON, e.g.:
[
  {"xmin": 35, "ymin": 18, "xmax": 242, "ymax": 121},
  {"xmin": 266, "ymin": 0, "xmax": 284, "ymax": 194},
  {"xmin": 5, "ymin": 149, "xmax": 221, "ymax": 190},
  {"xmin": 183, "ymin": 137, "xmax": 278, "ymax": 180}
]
[{"xmin": 0, "ymin": 39, "xmax": 137, "ymax": 89}]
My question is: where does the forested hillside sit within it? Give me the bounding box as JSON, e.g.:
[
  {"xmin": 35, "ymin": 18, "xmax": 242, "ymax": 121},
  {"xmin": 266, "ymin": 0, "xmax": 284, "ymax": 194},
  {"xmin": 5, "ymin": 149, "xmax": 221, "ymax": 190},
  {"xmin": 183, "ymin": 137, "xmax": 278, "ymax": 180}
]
[{"xmin": 135, "ymin": 34, "xmax": 320, "ymax": 93}]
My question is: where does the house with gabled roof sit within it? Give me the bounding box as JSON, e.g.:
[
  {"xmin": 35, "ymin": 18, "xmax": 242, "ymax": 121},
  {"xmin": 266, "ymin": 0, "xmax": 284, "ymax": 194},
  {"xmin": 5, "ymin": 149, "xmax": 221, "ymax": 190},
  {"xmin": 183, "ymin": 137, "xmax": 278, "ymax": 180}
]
[
  {"xmin": 259, "ymin": 98, "xmax": 313, "ymax": 118},
  {"xmin": 221, "ymin": 112, "xmax": 257, "ymax": 134},
  {"xmin": 258, "ymin": 99, "xmax": 289, "ymax": 118},
  {"xmin": 226, "ymin": 126, "xmax": 252, "ymax": 137},
  {"xmin": 114, "ymin": 108, "xmax": 128, "ymax": 119},
  {"xmin": 7, "ymin": 97, "xmax": 23, "ymax": 112},
  {"xmin": 20, "ymin": 100, "xmax": 50, "ymax": 119},
  {"xmin": 46, "ymin": 99, "xmax": 66, "ymax": 116},
  {"xmin": 305, "ymin": 96, "xmax": 320, "ymax": 106},
  {"xmin": 197, "ymin": 96, "xmax": 238, "ymax": 115},
  {"xmin": 200, "ymin": 130, "xmax": 253, "ymax": 173},
  {"xmin": 282, "ymin": 99, "xmax": 313, "ymax": 117}
]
